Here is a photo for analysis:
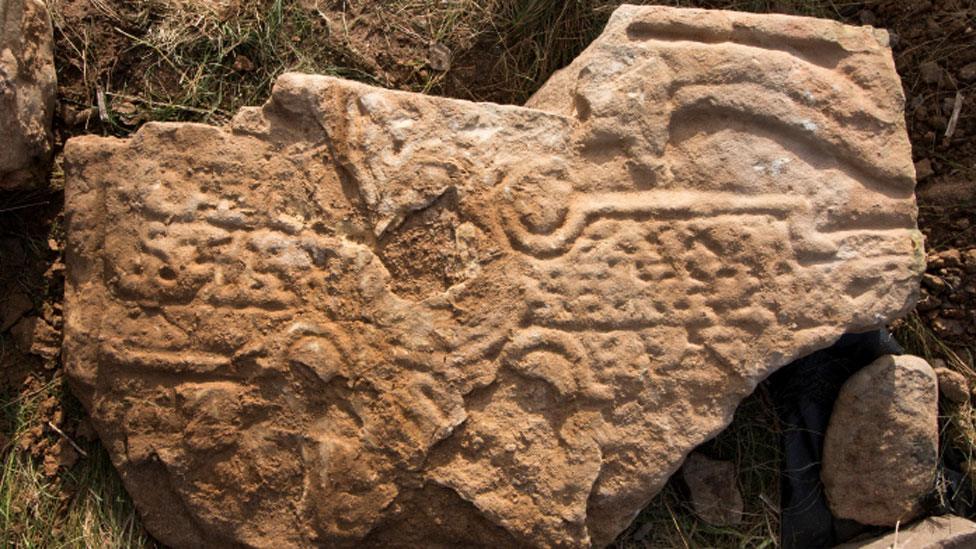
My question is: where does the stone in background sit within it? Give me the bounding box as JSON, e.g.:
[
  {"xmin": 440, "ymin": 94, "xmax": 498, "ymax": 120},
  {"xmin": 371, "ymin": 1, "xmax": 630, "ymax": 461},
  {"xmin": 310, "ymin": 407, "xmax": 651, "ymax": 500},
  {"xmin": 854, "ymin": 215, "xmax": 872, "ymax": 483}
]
[
  {"xmin": 682, "ymin": 452, "xmax": 743, "ymax": 527},
  {"xmin": 822, "ymin": 354, "xmax": 939, "ymax": 527},
  {"xmin": 1, "ymin": 0, "xmax": 56, "ymax": 189},
  {"xmin": 837, "ymin": 515, "xmax": 976, "ymax": 549}
]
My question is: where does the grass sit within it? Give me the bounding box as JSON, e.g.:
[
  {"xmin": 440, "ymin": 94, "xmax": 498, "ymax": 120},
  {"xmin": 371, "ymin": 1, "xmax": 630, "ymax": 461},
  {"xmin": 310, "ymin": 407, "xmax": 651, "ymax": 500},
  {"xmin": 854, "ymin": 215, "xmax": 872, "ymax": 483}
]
[
  {"xmin": 614, "ymin": 389, "xmax": 782, "ymax": 548},
  {"xmin": 2, "ymin": 0, "xmax": 972, "ymax": 547},
  {"xmin": 48, "ymin": 0, "xmax": 855, "ymax": 132},
  {"xmin": 50, "ymin": 0, "xmax": 386, "ymax": 129},
  {"xmin": 0, "ymin": 373, "xmax": 151, "ymax": 548}
]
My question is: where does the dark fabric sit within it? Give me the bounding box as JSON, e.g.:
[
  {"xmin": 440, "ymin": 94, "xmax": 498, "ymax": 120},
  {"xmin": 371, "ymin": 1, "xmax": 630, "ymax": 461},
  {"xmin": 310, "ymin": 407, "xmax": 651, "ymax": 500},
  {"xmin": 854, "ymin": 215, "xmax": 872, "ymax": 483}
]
[{"xmin": 768, "ymin": 330, "xmax": 903, "ymax": 548}]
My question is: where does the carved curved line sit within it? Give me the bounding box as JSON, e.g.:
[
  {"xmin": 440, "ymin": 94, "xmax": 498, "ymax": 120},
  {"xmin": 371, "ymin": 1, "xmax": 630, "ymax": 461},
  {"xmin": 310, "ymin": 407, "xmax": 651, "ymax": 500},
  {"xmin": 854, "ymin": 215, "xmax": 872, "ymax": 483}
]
[
  {"xmin": 284, "ymin": 320, "xmax": 355, "ymax": 359},
  {"xmin": 100, "ymin": 343, "xmax": 231, "ymax": 374},
  {"xmin": 501, "ymin": 328, "xmax": 617, "ymax": 400},
  {"xmin": 667, "ymin": 69, "xmax": 894, "ymax": 133},
  {"xmin": 614, "ymin": 25, "xmax": 898, "ymax": 134},
  {"xmin": 626, "ymin": 20, "xmax": 850, "ymax": 70},
  {"xmin": 502, "ymin": 327, "xmax": 587, "ymax": 365},
  {"xmin": 501, "ymin": 191, "xmax": 803, "ymax": 258},
  {"xmin": 669, "ymin": 91, "xmax": 913, "ymax": 190}
]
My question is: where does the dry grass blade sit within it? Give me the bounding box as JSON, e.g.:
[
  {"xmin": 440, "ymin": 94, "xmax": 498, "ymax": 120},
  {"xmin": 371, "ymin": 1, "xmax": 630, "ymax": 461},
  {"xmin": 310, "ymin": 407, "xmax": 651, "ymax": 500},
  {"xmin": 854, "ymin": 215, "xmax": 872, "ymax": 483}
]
[
  {"xmin": 613, "ymin": 389, "xmax": 782, "ymax": 548},
  {"xmin": 0, "ymin": 378, "xmax": 153, "ymax": 548}
]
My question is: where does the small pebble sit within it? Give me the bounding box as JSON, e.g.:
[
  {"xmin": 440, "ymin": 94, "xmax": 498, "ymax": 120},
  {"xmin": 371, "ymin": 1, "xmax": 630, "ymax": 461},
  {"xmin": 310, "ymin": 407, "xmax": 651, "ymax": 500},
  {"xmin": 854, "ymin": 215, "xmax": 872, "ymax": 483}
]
[
  {"xmin": 920, "ymin": 61, "xmax": 944, "ymax": 84},
  {"xmin": 935, "ymin": 366, "xmax": 970, "ymax": 404}
]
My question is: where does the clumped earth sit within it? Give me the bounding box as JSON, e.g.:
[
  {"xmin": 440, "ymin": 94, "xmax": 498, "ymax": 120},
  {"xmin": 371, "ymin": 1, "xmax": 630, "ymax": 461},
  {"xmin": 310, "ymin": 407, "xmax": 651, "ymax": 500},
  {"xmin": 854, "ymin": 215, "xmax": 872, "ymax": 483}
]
[{"xmin": 1, "ymin": 0, "xmax": 974, "ymax": 547}]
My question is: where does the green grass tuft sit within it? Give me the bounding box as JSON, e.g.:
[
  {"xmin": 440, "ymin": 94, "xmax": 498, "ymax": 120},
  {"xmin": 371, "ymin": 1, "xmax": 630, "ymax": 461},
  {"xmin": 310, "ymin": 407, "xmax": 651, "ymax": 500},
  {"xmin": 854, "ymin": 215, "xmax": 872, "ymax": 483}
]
[{"xmin": 0, "ymin": 374, "xmax": 152, "ymax": 548}]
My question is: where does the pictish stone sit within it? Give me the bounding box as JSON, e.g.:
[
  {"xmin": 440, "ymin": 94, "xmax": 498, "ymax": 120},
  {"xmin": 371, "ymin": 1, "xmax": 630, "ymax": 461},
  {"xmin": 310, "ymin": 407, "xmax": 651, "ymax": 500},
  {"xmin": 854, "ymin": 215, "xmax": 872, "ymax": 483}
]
[
  {"xmin": 822, "ymin": 355, "xmax": 938, "ymax": 527},
  {"xmin": 63, "ymin": 5, "xmax": 922, "ymax": 547}
]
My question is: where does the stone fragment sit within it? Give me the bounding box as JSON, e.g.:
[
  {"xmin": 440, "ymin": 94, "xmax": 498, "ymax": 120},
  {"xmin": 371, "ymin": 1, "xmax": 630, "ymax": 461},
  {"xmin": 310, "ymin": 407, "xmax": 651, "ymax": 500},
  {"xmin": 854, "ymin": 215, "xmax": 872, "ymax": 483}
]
[
  {"xmin": 857, "ymin": 9, "xmax": 877, "ymax": 27},
  {"xmin": 923, "ymin": 273, "xmax": 948, "ymax": 293},
  {"xmin": 0, "ymin": 290, "xmax": 32, "ymax": 332},
  {"xmin": 822, "ymin": 355, "xmax": 938, "ymax": 527},
  {"xmin": 963, "ymin": 249, "xmax": 976, "ymax": 274},
  {"xmin": 681, "ymin": 452, "xmax": 743, "ymax": 526},
  {"xmin": 0, "ymin": 0, "xmax": 56, "ymax": 189},
  {"xmin": 63, "ymin": 6, "xmax": 922, "ymax": 548},
  {"xmin": 929, "ymin": 249, "xmax": 963, "ymax": 269},
  {"xmin": 10, "ymin": 315, "xmax": 35, "ymax": 351},
  {"xmin": 934, "ymin": 366, "xmax": 969, "ymax": 404},
  {"xmin": 428, "ymin": 42, "xmax": 451, "ymax": 72},
  {"xmin": 920, "ymin": 61, "xmax": 944, "ymax": 85},
  {"xmin": 915, "ymin": 158, "xmax": 935, "ymax": 180},
  {"xmin": 12, "ymin": 315, "xmax": 59, "ymax": 360},
  {"xmin": 959, "ymin": 62, "xmax": 976, "ymax": 82},
  {"xmin": 836, "ymin": 515, "xmax": 976, "ymax": 549}
]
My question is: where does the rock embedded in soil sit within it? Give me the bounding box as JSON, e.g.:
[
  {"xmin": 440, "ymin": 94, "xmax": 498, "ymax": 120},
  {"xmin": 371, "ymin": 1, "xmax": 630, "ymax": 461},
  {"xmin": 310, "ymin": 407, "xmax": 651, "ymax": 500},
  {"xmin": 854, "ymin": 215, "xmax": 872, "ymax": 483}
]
[
  {"xmin": 681, "ymin": 452, "xmax": 743, "ymax": 526},
  {"xmin": 914, "ymin": 158, "xmax": 934, "ymax": 181},
  {"xmin": 822, "ymin": 355, "xmax": 938, "ymax": 527},
  {"xmin": 11, "ymin": 314, "xmax": 59, "ymax": 360},
  {"xmin": 62, "ymin": 6, "xmax": 923, "ymax": 548},
  {"xmin": 0, "ymin": 0, "xmax": 56, "ymax": 189},
  {"xmin": 0, "ymin": 291, "xmax": 32, "ymax": 332},
  {"xmin": 836, "ymin": 515, "xmax": 976, "ymax": 549},
  {"xmin": 919, "ymin": 61, "xmax": 944, "ymax": 85},
  {"xmin": 961, "ymin": 62, "xmax": 976, "ymax": 82},
  {"xmin": 934, "ymin": 364, "xmax": 969, "ymax": 404}
]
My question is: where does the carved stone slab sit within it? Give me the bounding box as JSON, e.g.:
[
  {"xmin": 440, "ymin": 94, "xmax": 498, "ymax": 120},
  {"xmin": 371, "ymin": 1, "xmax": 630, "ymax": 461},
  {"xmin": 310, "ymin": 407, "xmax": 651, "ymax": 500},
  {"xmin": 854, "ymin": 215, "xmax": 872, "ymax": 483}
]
[{"xmin": 64, "ymin": 6, "xmax": 923, "ymax": 547}]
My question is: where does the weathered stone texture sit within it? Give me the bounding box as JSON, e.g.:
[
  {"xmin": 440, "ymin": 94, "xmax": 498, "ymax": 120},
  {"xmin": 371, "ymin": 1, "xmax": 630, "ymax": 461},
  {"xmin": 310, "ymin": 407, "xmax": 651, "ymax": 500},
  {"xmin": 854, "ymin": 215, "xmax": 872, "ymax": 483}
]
[
  {"xmin": 822, "ymin": 355, "xmax": 938, "ymax": 527},
  {"xmin": 681, "ymin": 452, "xmax": 743, "ymax": 527},
  {"xmin": 935, "ymin": 364, "xmax": 970, "ymax": 404},
  {"xmin": 1, "ymin": 0, "xmax": 56, "ymax": 189},
  {"xmin": 837, "ymin": 515, "xmax": 976, "ymax": 549},
  {"xmin": 63, "ymin": 6, "xmax": 922, "ymax": 547}
]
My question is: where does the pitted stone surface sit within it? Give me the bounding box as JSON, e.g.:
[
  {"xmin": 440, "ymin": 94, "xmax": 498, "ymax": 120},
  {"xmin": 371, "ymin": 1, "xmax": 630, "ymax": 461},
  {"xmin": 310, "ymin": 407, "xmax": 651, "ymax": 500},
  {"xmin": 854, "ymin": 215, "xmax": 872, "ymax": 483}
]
[
  {"xmin": 822, "ymin": 354, "xmax": 938, "ymax": 527},
  {"xmin": 64, "ymin": 6, "xmax": 923, "ymax": 548},
  {"xmin": 1, "ymin": 0, "xmax": 55, "ymax": 189}
]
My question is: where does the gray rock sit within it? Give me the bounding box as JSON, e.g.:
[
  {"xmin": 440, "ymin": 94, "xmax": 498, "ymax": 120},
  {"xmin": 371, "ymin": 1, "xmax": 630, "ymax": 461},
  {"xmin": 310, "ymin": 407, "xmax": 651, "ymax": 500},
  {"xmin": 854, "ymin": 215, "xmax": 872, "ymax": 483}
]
[
  {"xmin": 682, "ymin": 452, "xmax": 743, "ymax": 526},
  {"xmin": 823, "ymin": 355, "xmax": 938, "ymax": 526}
]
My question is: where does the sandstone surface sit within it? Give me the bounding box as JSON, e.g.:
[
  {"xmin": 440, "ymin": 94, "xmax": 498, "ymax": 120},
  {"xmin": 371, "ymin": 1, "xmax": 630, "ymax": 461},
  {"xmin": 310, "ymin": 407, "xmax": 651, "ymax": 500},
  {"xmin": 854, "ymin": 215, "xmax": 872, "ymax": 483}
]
[
  {"xmin": 63, "ymin": 5, "xmax": 922, "ymax": 547},
  {"xmin": 822, "ymin": 355, "xmax": 938, "ymax": 527},
  {"xmin": 1, "ymin": 0, "xmax": 56, "ymax": 189},
  {"xmin": 935, "ymin": 365, "xmax": 970, "ymax": 404},
  {"xmin": 837, "ymin": 515, "xmax": 976, "ymax": 549}
]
